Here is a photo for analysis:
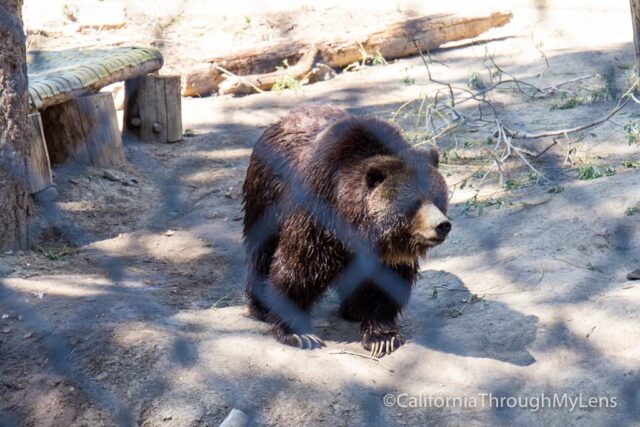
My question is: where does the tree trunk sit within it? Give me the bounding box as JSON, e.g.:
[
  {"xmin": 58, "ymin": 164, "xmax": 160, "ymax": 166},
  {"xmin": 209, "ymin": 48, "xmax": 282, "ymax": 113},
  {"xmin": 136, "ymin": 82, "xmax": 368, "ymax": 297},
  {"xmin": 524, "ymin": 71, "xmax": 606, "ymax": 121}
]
[
  {"xmin": 631, "ymin": 0, "xmax": 640, "ymax": 70},
  {"xmin": 0, "ymin": 0, "xmax": 31, "ymax": 251}
]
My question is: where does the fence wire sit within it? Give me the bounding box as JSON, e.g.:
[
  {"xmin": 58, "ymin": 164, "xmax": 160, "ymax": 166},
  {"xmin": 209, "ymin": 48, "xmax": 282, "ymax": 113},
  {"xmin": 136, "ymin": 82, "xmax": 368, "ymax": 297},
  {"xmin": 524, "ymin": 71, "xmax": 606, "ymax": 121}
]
[{"xmin": 0, "ymin": 103, "xmax": 438, "ymax": 425}]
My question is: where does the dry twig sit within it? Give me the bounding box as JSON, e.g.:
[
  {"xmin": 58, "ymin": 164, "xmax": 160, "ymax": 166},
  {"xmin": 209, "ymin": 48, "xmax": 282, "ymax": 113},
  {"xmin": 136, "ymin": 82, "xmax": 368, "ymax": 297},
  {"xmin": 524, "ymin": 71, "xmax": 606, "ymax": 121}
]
[
  {"xmin": 329, "ymin": 350, "xmax": 394, "ymax": 372},
  {"xmin": 394, "ymin": 41, "xmax": 640, "ymax": 190}
]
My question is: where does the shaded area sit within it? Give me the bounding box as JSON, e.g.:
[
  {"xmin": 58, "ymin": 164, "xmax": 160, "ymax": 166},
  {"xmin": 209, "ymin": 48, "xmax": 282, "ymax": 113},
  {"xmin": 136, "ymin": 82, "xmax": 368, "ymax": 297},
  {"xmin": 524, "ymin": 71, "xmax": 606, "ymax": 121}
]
[{"xmin": 2, "ymin": 3, "xmax": 640, "ymax": 425}]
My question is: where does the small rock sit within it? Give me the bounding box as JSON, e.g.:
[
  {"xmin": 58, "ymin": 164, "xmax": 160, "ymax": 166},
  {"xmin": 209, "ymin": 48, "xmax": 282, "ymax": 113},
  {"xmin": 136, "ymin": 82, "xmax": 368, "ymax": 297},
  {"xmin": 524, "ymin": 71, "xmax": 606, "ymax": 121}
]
[
  {"xmin": 2, "ymin": 328, "xmax": 11, "ymax": 334},
  {"xmin": 103, "ymin": 170, "xmax": 119, "ymax": 182},
  {"xmin": 3, "ymin": 250, "xmax": 13, "ymax": 255},
  {"xmin": 17, "ymin": 315, "xmax": 23, "ymax": 321},
  {"xmin": 224, "ymin": 186, "xmax": 240, "ymax": 199},
  {"xmin": 121, "ymin": 181, "xmax": 131, "ymax": 187},
  {"xmin": 627, "ymin": 269, "xmax": 640, "ymax": 280},
  {"xmin": 23, "ymin": 331, "xmax": 34, "ymax": 339},
  {"xmin": 69, "ymin": 178, "xmax": 80, "ymax": 185},
  {"xmin": 219, "ymin": 409, "xmax": 249, "ymax": 427},
  {"xmin": 1, "ymin": 314, "xmax": 9, "ymax": 319},
  {"xmin": 131, "ymin": 178, "xmax": 139, "ymax": 184},
  {"xmin": 161, "ymin": 411, "xmax": 173, "ymax": 421},
  {"xmin": 165, "ymin": 230, "xmax": 175, "ymax": 236}
]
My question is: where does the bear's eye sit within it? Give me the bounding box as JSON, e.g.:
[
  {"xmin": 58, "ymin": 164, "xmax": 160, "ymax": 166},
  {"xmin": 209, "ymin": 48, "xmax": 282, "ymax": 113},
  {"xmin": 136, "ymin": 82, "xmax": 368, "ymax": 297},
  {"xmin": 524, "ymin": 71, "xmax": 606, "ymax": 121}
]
[{"xmin": 366, "ymin": 167, "xmax": 386, "ymax": 189}]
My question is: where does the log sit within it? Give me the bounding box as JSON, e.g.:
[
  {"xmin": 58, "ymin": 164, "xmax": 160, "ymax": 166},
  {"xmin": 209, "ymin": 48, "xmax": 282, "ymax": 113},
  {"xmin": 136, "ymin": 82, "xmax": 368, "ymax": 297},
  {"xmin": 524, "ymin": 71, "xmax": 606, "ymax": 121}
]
[
  {"xmin": 182, "ymin": 11, "xmax": 512, "ymax": 97},
  {"xmin": 123, "ymin": 75, "xmax": 182, "ymax": 143},
  {"xmin": 41, "ymin": 92, "xmax": 126, "ymax": 167},
  {"xmin": 218, "ymin": 47, "xmax": 318, "ymax": 95},
  {"xmin": 184, "ymin": 42, "xmax": 307, "ymax": 96},
  {"xmin": 25, "ymin": 112, "xmax": 53, "ymax": 194}
]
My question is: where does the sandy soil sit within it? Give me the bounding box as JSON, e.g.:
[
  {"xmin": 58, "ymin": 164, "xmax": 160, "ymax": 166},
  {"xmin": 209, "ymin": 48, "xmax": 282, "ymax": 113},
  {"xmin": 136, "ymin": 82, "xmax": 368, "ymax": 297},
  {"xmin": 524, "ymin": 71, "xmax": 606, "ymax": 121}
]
[{"xmin": 1, "ymin": 0, "xmax": 640, "ymax": 426}]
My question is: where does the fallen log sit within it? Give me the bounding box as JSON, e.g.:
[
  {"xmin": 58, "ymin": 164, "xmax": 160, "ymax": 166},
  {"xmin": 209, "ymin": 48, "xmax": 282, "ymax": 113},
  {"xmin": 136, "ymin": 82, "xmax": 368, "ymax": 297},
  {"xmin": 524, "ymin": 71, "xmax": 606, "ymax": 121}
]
[
  {"xmin": 182, "ymin": 11, "xmax": 512, "ymax": 97},
  {"xmin": 218, "ymin": 46, "xmax": 318, "ymax": 95}
]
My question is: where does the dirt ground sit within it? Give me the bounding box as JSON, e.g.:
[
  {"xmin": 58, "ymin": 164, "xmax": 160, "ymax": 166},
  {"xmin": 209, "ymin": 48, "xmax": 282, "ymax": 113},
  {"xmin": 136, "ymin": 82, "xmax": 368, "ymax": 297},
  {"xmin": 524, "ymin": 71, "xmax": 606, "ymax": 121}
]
[{"xmin": 2, "ymin": 0, "xmax": 640, "ymax": 426}]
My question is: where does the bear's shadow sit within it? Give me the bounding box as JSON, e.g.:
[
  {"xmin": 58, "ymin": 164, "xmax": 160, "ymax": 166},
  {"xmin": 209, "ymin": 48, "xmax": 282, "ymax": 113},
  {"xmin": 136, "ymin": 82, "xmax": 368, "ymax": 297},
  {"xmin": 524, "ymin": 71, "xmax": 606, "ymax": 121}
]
[{"xmin": 312, "ymin": 270, "xmax": 537, "ymax": 366}]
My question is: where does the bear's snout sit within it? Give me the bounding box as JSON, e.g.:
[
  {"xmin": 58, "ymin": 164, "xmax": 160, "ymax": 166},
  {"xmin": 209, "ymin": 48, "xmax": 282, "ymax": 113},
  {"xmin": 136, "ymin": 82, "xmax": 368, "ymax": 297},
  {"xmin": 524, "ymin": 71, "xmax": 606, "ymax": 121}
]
[
  {"xmin": 435, "ymin": 220, "xmax": 452, "ymax": 238},
  {"xmin": 413, "ymin": 203, "xmax": 451, "ymax": 245}
]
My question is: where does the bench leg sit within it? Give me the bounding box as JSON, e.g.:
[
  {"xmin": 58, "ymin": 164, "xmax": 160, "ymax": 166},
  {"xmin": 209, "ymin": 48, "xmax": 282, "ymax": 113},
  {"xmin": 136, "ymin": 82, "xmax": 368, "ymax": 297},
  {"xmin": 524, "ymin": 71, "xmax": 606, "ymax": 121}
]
[
  {"xmin": 123, "ymin": 74, "xmax": 182, "ymax": 143},
  {"xmin": 41, "ymin": 92, "xmax": 126, "ymax": 168}
]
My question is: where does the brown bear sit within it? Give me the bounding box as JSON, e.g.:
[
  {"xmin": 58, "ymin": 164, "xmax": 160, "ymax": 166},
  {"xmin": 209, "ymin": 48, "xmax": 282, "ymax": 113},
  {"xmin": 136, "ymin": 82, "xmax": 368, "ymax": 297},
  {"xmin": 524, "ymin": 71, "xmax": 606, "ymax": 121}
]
[{"xmin": 242, "ymin": 105, "xmax": 450, "ymax": 357}]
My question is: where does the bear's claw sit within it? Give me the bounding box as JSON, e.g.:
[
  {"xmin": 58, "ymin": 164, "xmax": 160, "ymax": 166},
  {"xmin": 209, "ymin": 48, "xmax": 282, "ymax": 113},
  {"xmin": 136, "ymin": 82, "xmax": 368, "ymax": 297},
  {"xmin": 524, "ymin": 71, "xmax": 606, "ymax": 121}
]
[
  {"xmin": 364, "ymin": 334, "xmax": 404, "ymax": 358},
  {"xmin": 281, "ymin": 333, "xmax": 326, "ymax": 349}
]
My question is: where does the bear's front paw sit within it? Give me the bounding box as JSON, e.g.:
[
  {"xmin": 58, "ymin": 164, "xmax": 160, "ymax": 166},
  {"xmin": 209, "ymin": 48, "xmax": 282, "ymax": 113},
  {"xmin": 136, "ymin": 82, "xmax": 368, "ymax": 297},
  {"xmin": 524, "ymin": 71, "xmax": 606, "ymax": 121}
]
[
  {"xmin": 361, "ymin": 320, "xmax": 405, "ymax": 357},
  {"xmin": 362, "ymin": 332, "xmax": 405, "ymax": 357},
  {"xmin": 278, "ymin": 333, "xmax": 326, "ymax": 349}
]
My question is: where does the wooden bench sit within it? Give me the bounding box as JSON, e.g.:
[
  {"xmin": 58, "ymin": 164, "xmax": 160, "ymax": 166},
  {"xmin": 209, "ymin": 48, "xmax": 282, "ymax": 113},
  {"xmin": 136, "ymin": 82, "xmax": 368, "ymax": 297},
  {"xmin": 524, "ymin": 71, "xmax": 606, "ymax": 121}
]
[{"xmin": 26, "ymin": 46, "xmax": 182, "ymax": 197}]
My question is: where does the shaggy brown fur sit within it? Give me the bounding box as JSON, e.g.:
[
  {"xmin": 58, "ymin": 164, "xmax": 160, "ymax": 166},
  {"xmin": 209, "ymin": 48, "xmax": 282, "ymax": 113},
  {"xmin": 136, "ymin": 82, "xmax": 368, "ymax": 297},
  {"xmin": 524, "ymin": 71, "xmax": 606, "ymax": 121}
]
[{"xmin": 242, "ymin": 105, "xmax": 450, "ymax": 356}]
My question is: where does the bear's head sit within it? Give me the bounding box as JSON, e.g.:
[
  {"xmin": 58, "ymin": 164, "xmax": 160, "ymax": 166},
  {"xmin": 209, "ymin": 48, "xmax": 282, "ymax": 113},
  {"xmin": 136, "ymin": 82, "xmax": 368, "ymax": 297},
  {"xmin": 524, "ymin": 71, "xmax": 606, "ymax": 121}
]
[
  {"xmin": 319, "ymin": 118, "xmax": 450, "ymax": 266},
  {"xmin": 360, "ymin": 146, "xmax": 450, "ymax": 265}
]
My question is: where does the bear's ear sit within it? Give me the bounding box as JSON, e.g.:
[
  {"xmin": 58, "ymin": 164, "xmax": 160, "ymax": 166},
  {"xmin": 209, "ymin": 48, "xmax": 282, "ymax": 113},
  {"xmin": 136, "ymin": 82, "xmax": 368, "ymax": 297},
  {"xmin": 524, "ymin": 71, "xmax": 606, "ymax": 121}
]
[
  {"xmin": 366, "ymin": 165, "xmax": 387, "ymax": 189},
  {"xmin": 425, "ymin": 146, "xmax": 440, "ymax": 168}
]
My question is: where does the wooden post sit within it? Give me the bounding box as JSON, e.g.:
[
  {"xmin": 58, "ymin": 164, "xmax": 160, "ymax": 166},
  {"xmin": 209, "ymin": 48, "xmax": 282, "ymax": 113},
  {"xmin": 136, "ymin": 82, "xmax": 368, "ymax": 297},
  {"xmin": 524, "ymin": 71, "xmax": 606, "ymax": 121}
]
[
  {"xmin": 631, "ymin": 0, "xmax": 640, "ymax": 70},
  {"xmin": 25, "ymin": 112, "xmax": 54, "ymax": 194},
  {"xmin": 41, "ymin": 92, "xmax": 126, "ymax": 167},
  {"xmin": 123, "ymin": 75, "xmax": 182, "ymax": 143}
]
